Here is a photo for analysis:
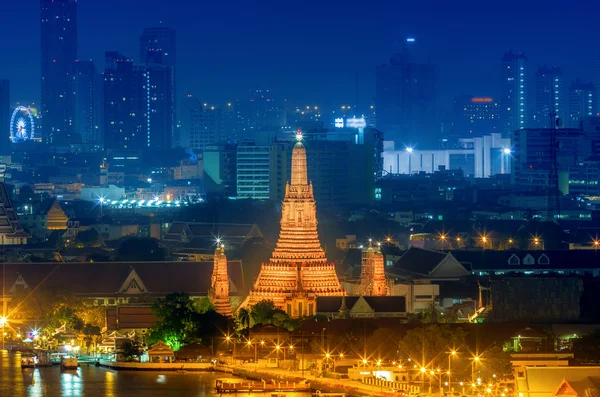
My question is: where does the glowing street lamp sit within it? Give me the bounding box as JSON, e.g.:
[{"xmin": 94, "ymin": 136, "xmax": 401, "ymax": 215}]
[
  {"xmin": 0, "ymin": 317, "xmax": 6, "ymax": 327},
  {"xmin": 406, "ymin": 147, "xmax": 414, "ymax": 174}
]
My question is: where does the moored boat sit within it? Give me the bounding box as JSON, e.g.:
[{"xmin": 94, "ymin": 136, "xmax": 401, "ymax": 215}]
[
  {"xmin": 216, "ymin": 379, "xmax": 311, "ymax": 393},
  {"xmin": 61, "ymin": 356, "xmax": 78, "ymax": 370},
  {"xmin": 21, "ymin": 354, "xmax": 37, "ymax": 369}
]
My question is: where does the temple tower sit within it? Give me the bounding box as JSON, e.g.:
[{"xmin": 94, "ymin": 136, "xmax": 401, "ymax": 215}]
[
  {"xmin": 359, "ymin": 241, "xmax": 389, "ymax": 296},
  {"xmin": 243, "ymin": 130, "xmax": 344, "ymax": 317},
  {"xmin": 209, "ymin": 242, "xmax": 233, "ymax": 316}
]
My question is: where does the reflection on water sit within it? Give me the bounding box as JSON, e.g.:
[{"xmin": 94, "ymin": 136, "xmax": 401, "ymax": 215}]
[{"xmin": 0, "ymin": 350, "xmax": 309, "ymax": 397}]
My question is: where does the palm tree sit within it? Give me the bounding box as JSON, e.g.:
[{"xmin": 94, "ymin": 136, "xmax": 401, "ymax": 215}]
[{"xmin": 237, "ymin": 308, "xmax": 251, "ymax": 332}]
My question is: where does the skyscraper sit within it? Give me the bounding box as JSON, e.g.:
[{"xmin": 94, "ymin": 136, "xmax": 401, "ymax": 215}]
[
  {"xmin": 184, "ymin": 98, "xmax": 223, "ymax": 151},
  {"xmin": 535, "ymin": 66, "xmax": 563, "ymax": 127},
  {"xmin": 238, "ymin": 90, "xmax": 286, "ymax": 133},
  {"xmin": 376, "ymin": 42, "xmax": 439, "ymax": 148},
  {"xmin": 40, "ymin": 0, "xmax": 78, "ymax": 146},
  {"xmin": 0, "ymin": 80, "xmax": 9, "ymax": 154},
  {"xmin": 141, "ymin": 64, "xmax": 173, "ymax": 149},
  {"xmin": 568, "ymin": 79, "xmax": 596, "ymax": 128},
  {"xmin": 104, "ymin": 52, "xmax": 141, "ymax": 150},
  {"xmin": 140, "ymin": 27, "xmax": 176, "ymax": 147},
  {"xmin": 74, "ymin": 60, "xmax": 102, "ymax": 144},
  {"xmin": 501, "ymin": 51, "xmax": 528, "ymax": 137}
]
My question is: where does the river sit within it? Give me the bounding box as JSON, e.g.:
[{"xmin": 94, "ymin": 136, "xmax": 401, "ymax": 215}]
[{"xmin": 0, "ymin": 350, "xmax": 254, "ymax": 397}]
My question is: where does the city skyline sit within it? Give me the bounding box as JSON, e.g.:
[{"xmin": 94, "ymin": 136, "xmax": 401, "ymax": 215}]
[{"xmin": 0, "ymin": 0, "xmax": 598, "ymax": 111}]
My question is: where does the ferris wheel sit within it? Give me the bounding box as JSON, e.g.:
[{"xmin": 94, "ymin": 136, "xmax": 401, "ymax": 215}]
[{"xmin": 10, "ymin": 106, "xmax": 35, "ymax": 143}]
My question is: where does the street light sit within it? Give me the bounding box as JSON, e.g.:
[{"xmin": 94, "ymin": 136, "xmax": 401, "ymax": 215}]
[
  {"xmin": 406, "ymin": 147, "xmax": 414, "ymax": 174},
  {"xmin": 449, "ymin": 350, "xmax": 457, "ymax": 391}
]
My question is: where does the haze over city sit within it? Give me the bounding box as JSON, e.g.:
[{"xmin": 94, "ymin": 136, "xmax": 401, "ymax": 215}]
[{"xmin": 3, "ymin": 1, "xmax": 600, "ymax": 396}]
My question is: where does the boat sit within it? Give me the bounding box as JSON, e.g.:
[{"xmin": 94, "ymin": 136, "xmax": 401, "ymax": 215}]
[
  {"xmin": 216, "ymin": 379, "xmax": 311, "ymax": 394},
  {"xmin": 61, "ymin": 356, "xmax": 78, "ymax": 370},
  {"xmin": 21, "ymin": 354, "xmax": 37, "ymax": 369},
  {"xmin": 35, "ymin": 350, "xmax": 53, "ymax": 367}
]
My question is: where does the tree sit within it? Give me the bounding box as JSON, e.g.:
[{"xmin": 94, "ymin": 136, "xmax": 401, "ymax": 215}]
[
  {"xmin": 477, "ymin": 344, "xmax": 513, "ymax": 380},
  {"xmin": 115, "ymin": 237, "xmax": 165, "ymax": 261},
  {"xmin": 121, "ymin": 337, "xmax": 145, "ymax": 362},
  {"xmin": 573, "ymin": 331, "xmax": 600, "ymax": 365},
  {"xmin": 147, "ymin": 293, "xmax": 200, "ymax": 350},
  {"xmin": 236, "ymin": 308, "xmax": 251, "ymax": 331},
  {"xmin": 74, "ymin": 229, "xmax": 102, "ymax": 247},
  {"xmin": 399, "ymin": 325, "xmax": 467, "ymax": 369}
]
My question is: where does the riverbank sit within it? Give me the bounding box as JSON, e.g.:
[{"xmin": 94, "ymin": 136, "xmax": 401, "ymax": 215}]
[
  {"xmin": 232, "ymin": 365, "xmax": 395, "ymax": 397},
  {"xmin": 98, "ymin": 360, "xmax": 213, "ymax": 371}
]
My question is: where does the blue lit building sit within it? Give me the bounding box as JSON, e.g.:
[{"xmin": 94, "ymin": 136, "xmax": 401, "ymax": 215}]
[{"xmin": 501, "ymin": 51, "xmax": 528, "ymax": 137}]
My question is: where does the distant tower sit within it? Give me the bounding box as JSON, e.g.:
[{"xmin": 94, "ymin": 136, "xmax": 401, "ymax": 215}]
[
  {"xmin": 209, "ymin": 242, "xmax": 232, "ymax": 316},
  {"xmin": 501, "ymin": 51, "xmax": 528, "ymax": 137},
  {"xmin": 40, "ymin": 0, "xmax": 78, "ymax": 145},
  {"xmin": 359, "ymin": 241, "xmax": 389, "ymax": 296}
]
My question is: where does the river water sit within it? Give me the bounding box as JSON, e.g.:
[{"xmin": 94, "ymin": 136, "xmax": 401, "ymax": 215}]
[{"xmin": 0, "ymin": 350, "xmax": 238, "ymax": 397}]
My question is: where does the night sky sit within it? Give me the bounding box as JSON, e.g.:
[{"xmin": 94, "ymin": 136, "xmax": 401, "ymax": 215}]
[{"xmin": 1, "ymin": 0, "xmax": 598, "ymax": 112}]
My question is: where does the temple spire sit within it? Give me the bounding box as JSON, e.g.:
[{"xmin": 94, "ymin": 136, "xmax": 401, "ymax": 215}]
[
  {"xmin": 290, "ymin": 129, "xmax": 308, "ymax": 186},
  {"xmin": 209, "ymin": 240, "xmax": 232, "ymax": 316}
]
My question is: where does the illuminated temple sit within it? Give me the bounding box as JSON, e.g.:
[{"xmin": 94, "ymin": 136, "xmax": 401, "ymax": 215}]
[
  {"xmin": 209, "ymin": 242, "xmax": 233, "ymax": 316},
  {"xmin": 359, "ymin": 241, "xmax": 389, "ymax": 296},
  {"xmin": 243, "ymin": 131, "xmax": 344, "ymax": 317}
]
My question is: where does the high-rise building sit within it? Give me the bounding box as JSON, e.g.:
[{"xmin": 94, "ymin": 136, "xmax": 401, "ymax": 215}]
[
  {"xmin": 376, "ymin": 43, "xmax": 439, "ymax": 148},
  {"xmin": 140, "ymin": 64, "xmax": 173, "ymax": 149},
  {"xmin": 0, "ymin": 80, "xmax": 9, "ymax": 154},
  {"xmin": 243, "ymin": 131, "xmax": 344, "ymax": 317},
  {"xmin": 511, "ymin": 127, "xmax": 581, "ymax": 188},
  {"xmin": 452, "ymin": 95, "xmax": 500, "ymax": 137},
  {"xmin": 187, "ymin": 100, "xmax": 223, "ymax": 151},
  {"xmin": 74, "ymin": 60, "xmax": 102, "ymax": 144},
  {"xmin": 535, "ymin": 66, "xmax": 563, "ymax": 127},
  {"xmin": 238, "ymin": 90, "xmax": 285, "ymax": 134},
  {"xmin": 568, "ymin": 79, "xmax": 596, "ymax": 128},
  {"xmin": 236, "ymin": 141, "xmax": 270, "ymax": 200},
  {"xmin": 270, "ymin": 134, "xmax": 376, "ymax": 206},
  {"xmin": 203, "ymin": 143, "xmax": 238, "ymax": 197},
  {"xmin": 104, "ymin": 52, "xmax": 141, "ymax": 150},
  {"xmin": 501, "ymin": 51, "xmax": 528, "ymax": 137},
  {"xmin": 140, "ymin": 27, "xmax": 176, "ymax": 147},
  {"xmin": 40, "ymin": 0, "xmax": 78, "ymax": 146}
]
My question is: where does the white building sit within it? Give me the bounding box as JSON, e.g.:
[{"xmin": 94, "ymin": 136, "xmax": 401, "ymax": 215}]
[{"xmin": 383, "ymin": 133, "xmax": 510, "ymax": 177}]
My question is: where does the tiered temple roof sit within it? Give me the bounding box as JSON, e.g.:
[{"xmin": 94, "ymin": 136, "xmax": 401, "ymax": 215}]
[
  {"xmin": 209, "ymin": 243, "xmax": 233, "ymax": 316},
  {"xmin": 244, "ymin": 131, "xmax": 343, "ymax": 311}
]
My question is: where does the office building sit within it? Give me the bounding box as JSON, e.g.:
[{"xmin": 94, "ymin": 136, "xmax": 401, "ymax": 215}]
[
  {"xmin": 139, "ymin": 27, "xmax": 176, "ymax": 147},
  {"xmin": 376, "ymin": 42, "xmax": 439, "ymax": 148},
  {"xmin": 186, "ymin": 100, "xmax": 223, "ymax": 151},
  {"xmin": 238, "ymin": 90, "xmax": 285, "ymax": 133},
  {"xmin": 511, "ymin": 127, "xmax": 581, "ymax": 189},
  {"xmin": 568, "ymin": 79, "xmax": 596, "ymax": 128},
  {"xmin": 534, "ymin": 66, "xmax": 563, "ymax": 127},
  {"xmin": 40, "ymin": 0, "xmax": 78, "ymax": 146},
  {"xmin": 203, "ymin": 143, "xmax": 237, "ymax": 197},
  {"xmin": 270, "ymin": 134, "xmax": 376, "ymax": 206},
  {"xmin": 236, "ymin": 141, "xmax": 270, "ymax": 200},
  {"xmin": 74, "ymin": 60, "xmax": 102, "ymax": 144},
  {"xmin": 501, "ymin": 51, "xmax": 528, "ymax": 136},
  {"xmin": 104, "ymin": 52, "xmax": 141, "ymax": 150},
  {"xmin": 382, "ymin": 133, "xmax": 510, "ymax": 178},
  {"xmin": 452, "ymin": 95, "xmax": 500, "ymax": 137},
  {"xmin": 140, "ymin": 64, "xmax": 173, "ymax": 149},
  {"xmin": 0, "ymin": 80, "xmax": 9, "ymax": 154}
]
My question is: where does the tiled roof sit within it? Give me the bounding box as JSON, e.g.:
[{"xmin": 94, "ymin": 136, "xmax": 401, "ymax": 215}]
[
  {"xmin": 316, "ymin": 296, "xmax": 406, "ymax": 313},
  {"xmin": 0, "ymin": 260, "xmax": 245, "ymax": 297},
  {"xmin": 393, "ymin": 247, "xmax": 447, "ymax": 275},
  {"xmin": 451, "ymin": 250, "xmax": 600, "ymax": 271}
]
